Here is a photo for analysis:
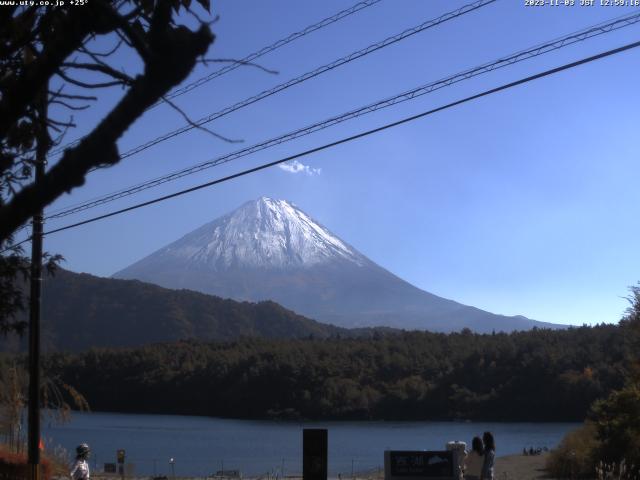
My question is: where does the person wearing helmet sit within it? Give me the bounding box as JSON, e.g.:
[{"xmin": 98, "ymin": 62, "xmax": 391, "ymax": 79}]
[{"xmin": 70, "ymin": 443, "xmax": 91, "ymax": 480}]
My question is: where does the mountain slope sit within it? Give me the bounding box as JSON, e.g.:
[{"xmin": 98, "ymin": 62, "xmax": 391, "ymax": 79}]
[
  {"xmin": 15, "ymin": 269, "xmax": 345, "ymax": 351},
  {"xmin": 114, "ymin": 197, "xmax": 562, "ymax": 332}
]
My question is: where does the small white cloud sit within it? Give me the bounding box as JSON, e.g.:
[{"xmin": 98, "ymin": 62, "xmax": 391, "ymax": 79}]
[{"xmin": 278, "ymin": 160, "xmax": 321, "ymax": 176}]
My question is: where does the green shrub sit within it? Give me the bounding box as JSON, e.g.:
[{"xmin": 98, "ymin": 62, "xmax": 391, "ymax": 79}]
[
  {"xmin": 588, "ymin": 285, "xmax": 640, "ymax": 479},
  {"xmin": 546, "ymin": 423, "xmax": 601, "ymax": 479},
  {"xmin": 591, "ymin": 382, "xmax": 640, "ymax": 478}
]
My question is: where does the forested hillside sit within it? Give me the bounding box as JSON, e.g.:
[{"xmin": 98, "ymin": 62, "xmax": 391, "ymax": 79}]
[
  {"xmin": 42, "ymin": 324, "xmax": 628, "ymax": 421},
  {"xmin": 7, "ymin": 269, "xmax": 346, "ymax": 351}
]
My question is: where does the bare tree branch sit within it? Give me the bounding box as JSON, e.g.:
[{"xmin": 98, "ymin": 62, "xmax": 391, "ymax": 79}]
[
  {"xmin": 79, "ymin": 45, "xmax": 120, "ymax": 73},
  {"xmin": 122, "ymin": 6, "xmax": 143, "ymax": 22},
  {"xmin": 61, "ymin": 62, "xmax": 134, "ymax": 84},
  {"xmin": 0, "ymin": 7, "xmax": 214, "ymax": 241},
  {"xmin": 0, "ymin": 7, "xmax": 101, "ymax": 139},
  {"xmin": 47, "ymin": 118, "xmax": 76, "ymax": 128},
  {"xmin": 97, "ymin": 2, "xmax": 151, "ymax": 61},
  {"xmin": 49, "ymin": 100, "xmax": 91, "ymax": 111},
  {"xmin": 56, "ymin": 69, "xmax": 126, "ymax": 89},
  {"xmin": 160, "ymin": 95, "xmax": 242, "ymax": 144},
  {"xmin": 50, "ymin": 125, "xmax": 73, "ymax": 148},
  {"xmin": 79, "ymin": 38, "xmax": 124, "ymax": 58},
  {"xmin": 114, "ymin": 28, "xmax": 134, "ymax": 49},
  {"xmin": 49, "ymin": 91, "xmax": 98, "ymax": 101}
]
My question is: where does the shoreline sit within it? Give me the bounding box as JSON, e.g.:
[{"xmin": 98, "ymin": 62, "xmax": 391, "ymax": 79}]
[
  {"xmin": 65, "ymin": 408, "xmax": 585, "ymax": 424},
  {"xmin": 71, "ymin": 409, "xmax": 584, "ymax": 425},
  {"xmin": 87, "ymin": 453, "xmax": 553, "ymax": 480}
]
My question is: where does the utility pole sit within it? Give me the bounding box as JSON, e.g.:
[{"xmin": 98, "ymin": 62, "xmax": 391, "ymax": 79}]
[{"xmin": 28, "ymin": 86, "xmax": 48, "ymax": 480}]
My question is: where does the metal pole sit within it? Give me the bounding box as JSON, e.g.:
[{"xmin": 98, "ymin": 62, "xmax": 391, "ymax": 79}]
[{"xmin": 28, "ymin": 87, "xmax": 48, "ymax": 480}]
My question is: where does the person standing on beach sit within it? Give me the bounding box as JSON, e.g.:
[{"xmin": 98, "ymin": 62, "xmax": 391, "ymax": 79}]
[
  {"xmin": 480, "ymin": 432, "xmax": 495, "ymax": 480},
  {"xmin": 463, "ymin": 436, "xmax": 484, "ymax": 480},
  {"xmin": 70, "ymin": 443, "xmax": 91, "ymax": 480}
]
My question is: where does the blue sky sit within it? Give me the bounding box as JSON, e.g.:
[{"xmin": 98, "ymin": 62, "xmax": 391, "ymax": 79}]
[{"xmin": 27, "ymin": 0, "xmax": 640, "ymax": 326}]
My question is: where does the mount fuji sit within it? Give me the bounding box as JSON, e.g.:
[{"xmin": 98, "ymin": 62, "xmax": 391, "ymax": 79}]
[{"xmin": 113, "ymin": 197, "xmax": 560, "ymax": 332}]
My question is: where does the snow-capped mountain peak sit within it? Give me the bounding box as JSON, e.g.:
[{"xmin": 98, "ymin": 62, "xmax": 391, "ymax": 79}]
[
  {"xmin": 114, "ymin": 196, "xmax": 556, "ymax": 333},
  {"xmin": 156, "ymin": 197, "xmax": 366, "ymax": 270}
]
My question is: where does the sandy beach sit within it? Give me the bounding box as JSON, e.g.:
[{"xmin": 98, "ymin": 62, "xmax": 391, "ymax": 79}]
[{"xmin": 494, "ymin": 453, "xmax": 552, "ymax": 480}]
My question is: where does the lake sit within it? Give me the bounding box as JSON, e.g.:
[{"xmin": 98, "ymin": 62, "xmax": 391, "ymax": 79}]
[{"xmin": 42, "ymin": 411, "xmax": 579, "ymax": 477}]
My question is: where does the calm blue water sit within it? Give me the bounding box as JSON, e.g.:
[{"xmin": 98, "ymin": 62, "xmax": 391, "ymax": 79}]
[{"xmin": 42, "ymin": 412, "xmax": 579, "ymax": 477}]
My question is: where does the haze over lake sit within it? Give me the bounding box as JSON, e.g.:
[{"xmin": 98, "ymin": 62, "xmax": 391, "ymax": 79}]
[{"xmin": 44, "ymin": 411, "xmax": 580, "ymax": 477}]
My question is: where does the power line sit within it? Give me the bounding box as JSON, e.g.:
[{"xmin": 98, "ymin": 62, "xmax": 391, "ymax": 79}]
[
  {"xmin": 5, "ymin": 37, "xmax": 639, "ymax": 254},
  {"xmin": 47, "ymin": 0, "xmax": 385, "ymax": 158},
  {"xmin": 43, "ymin": 10, "xmax": 640, "ymax": 222},
  {"xmin": 45, "ymin": 0, "xmax": 499, "ymax": 218},
  {"xmin": 92, "ymin": 0, "xmax": 498, "ymax": 161},
  {"xmin": 26, "ymin": 38, "xmax": 640, "ymax": 244},
  {"xmin": 161, "ymin": 0, "xmax": 384, "ymax": 103}
]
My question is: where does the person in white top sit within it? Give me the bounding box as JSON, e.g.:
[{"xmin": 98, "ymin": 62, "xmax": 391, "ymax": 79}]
[
  {"xmin": 70, "ymin": 443, "xmax": 91, "ymax": 480},
  {"xmin": 463, "ymin": 436, "xmax": 484, "ymax": 480}
]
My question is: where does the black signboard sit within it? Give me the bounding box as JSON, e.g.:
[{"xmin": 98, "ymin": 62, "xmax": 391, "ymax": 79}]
[
  {"xmin": 303, "ymin": 429, "xmax": 327, "ymax": 480},
  {"xmin": 388, "ymin": 451, "xmax": 454, "ymax": 478},
  {"xmin": 104, "ymin": 463, "xmax": 117, "ymax": 473}
]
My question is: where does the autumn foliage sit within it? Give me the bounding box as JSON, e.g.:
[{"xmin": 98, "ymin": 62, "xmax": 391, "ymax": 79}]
[{"xmin": 0, "ymin": 445, "xmax": 52, "ymax": 480}]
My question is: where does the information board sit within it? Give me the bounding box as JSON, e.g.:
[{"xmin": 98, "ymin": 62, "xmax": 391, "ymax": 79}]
[{"xmin": 384, "ymin": 450, "xmax": 457, "ymax": 480}]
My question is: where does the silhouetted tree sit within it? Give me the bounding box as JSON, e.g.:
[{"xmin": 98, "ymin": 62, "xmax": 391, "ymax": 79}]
[{"xmin": 0, "ymin": 0, "xmax": 215, "ymax": 333}]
